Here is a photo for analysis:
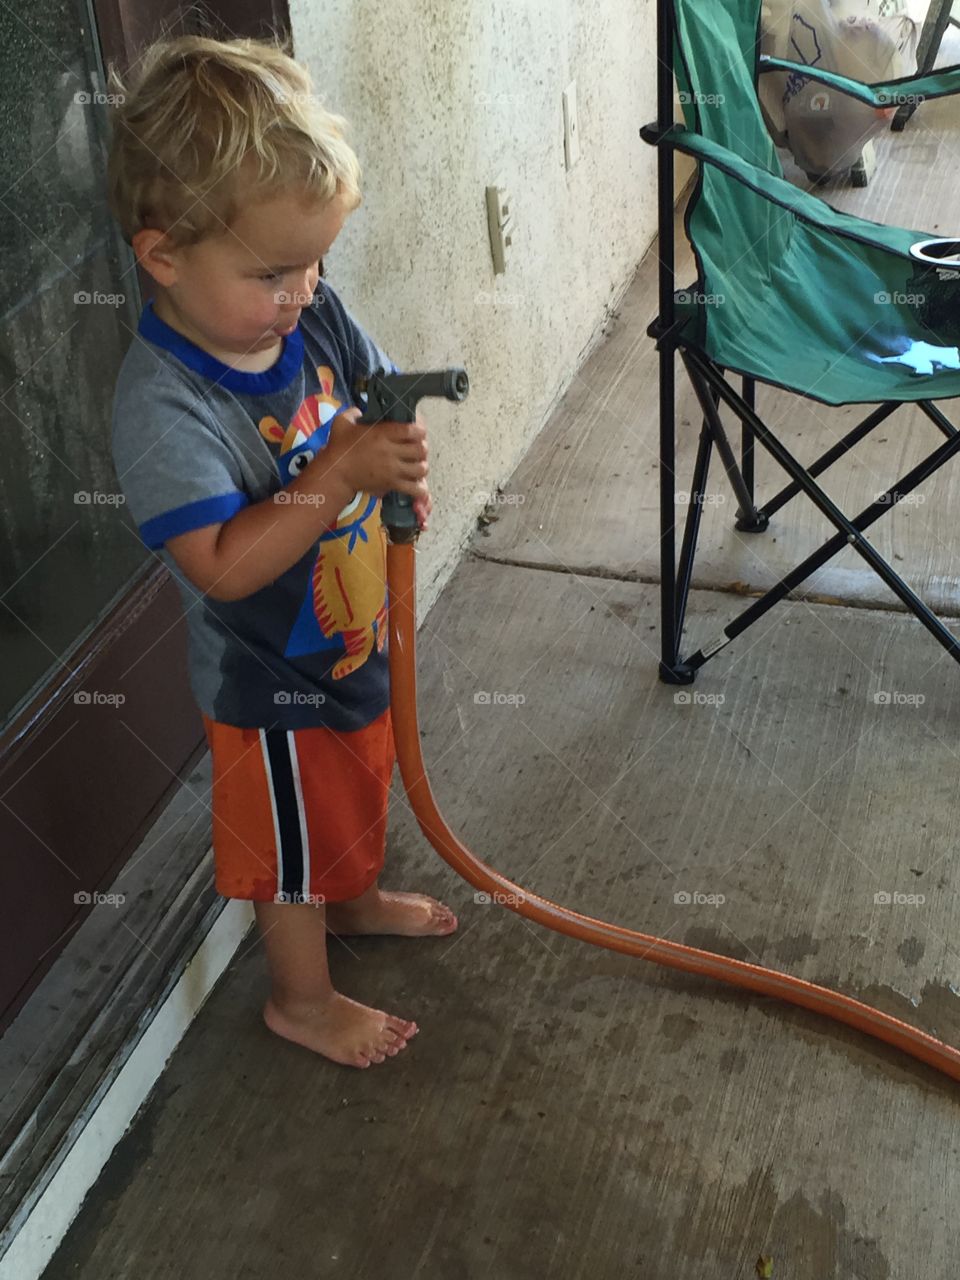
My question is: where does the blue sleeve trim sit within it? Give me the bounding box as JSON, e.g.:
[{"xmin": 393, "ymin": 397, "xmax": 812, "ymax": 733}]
[{"xmin": 139, "ymin": 491, "xmax": 249, "ymax": 549}]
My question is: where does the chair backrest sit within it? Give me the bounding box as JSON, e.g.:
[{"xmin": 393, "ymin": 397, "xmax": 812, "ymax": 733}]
[
  {"xmin": 662, "ymin": 0, "xmax": 960, "ymax": 404},
  {"xmin": 672, "ymin": 0, "xmax": 782, "ymax": 174},
  {"xmin": 667, "ymin": 0, "xmax": 795, "ymax": 326}
]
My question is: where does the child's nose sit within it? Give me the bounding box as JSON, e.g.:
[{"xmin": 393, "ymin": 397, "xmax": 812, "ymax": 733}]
[{"xmin": 287, "ymin": 270, "xmax": 317, "ymax": 309}]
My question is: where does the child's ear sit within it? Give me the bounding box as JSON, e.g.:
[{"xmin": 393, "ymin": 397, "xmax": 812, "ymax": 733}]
[{"xmin": 132, "ymin": 228, "xmax": 179, "ymax": 287}]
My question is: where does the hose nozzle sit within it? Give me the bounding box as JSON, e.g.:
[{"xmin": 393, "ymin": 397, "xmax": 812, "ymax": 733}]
[{"xmin": 356, "ymin": 366, "xmax": 470, "ymax": 542}]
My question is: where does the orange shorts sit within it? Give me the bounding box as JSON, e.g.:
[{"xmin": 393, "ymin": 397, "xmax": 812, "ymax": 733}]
[{"xmin": 201, "ymin": 707, "xmax": 396, "ymax": 903}]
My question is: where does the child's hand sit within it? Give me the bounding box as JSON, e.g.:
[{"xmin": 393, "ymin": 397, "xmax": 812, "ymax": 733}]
[
  {"xmin": 412, "ymin": 407, "xmax": 432, "ymax": 529},
  {"xmin": 413, "ymin": 488, "xmax": 432, "ymax": 531},
  {"xmin": 325, "ymin": 406, "xmax": 429, "ymax": 501}
]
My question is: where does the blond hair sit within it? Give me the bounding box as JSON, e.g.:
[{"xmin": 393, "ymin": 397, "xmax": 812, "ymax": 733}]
[{"xmin": 106, "ymin": 34, "xmax": 362, "ymax": 247}]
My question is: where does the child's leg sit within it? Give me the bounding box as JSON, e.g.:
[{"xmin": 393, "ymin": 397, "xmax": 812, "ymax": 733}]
[
  {"xmin": 325, "ymin": 877, "xmax": 458, "ymax": 937},
  {"xmin": 255, "ymin": 899, "xmax": 418, "ymax": 1069}
]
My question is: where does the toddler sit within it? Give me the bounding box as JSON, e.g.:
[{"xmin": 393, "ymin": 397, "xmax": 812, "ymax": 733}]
[{"xmin": 108, "ymin": 34, "xmax": 457, "ymax": 1070}]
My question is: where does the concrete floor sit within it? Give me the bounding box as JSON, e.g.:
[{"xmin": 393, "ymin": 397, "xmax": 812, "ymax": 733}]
[
  {"xmin": 45, "ymin": 66, "xmax": 960, "ymax": 1280},
  {"xmin": 43, "ymin": 568, "xmax": 960, "ymax": 1278}
]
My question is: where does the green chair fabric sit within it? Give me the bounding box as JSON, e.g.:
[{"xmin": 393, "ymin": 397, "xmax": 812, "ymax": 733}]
[{"xmin": 664, "ymin": 0, "xmax": 960, "ymax": 406}]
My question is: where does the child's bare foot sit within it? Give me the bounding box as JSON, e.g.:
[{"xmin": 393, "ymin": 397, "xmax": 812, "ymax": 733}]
[
  {"xmin": 325, "ymin": 888, "xmax": 458, "ymax": 938},
  {"xmin": 263, "ymin": 991, "xmax": 418, "ymax": 1068}
]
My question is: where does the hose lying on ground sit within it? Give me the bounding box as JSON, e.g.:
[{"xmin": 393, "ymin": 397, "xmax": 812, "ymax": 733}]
[{"xmin": 387, "ymin": 539, "xmax": 960, "ymax": 1085}]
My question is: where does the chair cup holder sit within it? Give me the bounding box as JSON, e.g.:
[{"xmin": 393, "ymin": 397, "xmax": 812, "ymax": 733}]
[{"xmin": 909, "ymin": 238, "xmax": 960, "ymax": 268}]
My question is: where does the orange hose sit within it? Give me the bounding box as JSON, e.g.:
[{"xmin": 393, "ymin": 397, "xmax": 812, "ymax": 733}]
[{"xmin": 387, "ymin": 539, "xmax": 960, "ymax": 1083}]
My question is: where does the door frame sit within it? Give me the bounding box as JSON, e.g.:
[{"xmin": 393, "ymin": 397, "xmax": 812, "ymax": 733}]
[{"xmin": 0, "ymin": 0, "xmax": 291, "ymax": 1034}]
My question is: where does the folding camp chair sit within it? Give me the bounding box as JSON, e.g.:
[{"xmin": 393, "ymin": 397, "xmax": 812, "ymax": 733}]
[{"xmin": 640, "ymin": 0, "xmax": 960, "ymax": 684}]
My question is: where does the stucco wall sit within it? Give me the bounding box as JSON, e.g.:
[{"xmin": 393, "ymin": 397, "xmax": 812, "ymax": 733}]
[{"xmin": 289, "ymin": 0, "xmax": 680, "ymax": 616}]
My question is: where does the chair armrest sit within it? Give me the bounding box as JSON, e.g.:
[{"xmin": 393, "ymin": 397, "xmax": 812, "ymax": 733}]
[
  {"xmin": 758, "ymin": 55, "xmax": 960, "ymax": 109},
  {"xmin": 650, "ymin": 124, "xmax": 934, "ymax": 260}
]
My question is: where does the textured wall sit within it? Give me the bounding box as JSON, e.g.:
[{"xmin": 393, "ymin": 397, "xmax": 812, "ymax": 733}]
[{"xmin": 290, "ymin": 0, "xmax": 666, "ymax": 615}]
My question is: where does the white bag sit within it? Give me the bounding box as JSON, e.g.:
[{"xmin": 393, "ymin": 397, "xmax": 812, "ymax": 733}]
[{"xmin": 759, "ymin": 0, "xmax": 918, "ymax": 179}]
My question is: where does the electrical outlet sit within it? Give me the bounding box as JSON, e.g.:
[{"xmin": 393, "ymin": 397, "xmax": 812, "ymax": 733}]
[
  {"xmin": 562, "ymin": 80, "xmax": 580, "ymax": 171},
  {"xmin": 485, "ymin": 182, "xmax": 514, "ymax": 275}
]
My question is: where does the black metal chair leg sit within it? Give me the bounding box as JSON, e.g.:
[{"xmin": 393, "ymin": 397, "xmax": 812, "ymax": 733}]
[
  {"xmin": 687, "ymin": 348, "xmax": 960, "ymax": 665},
  {"xmin": 681, "ymin": 352, "xmax": 768, "ymax": 531},
  {"xmin": 892, "ymin": 0, "xmax": 954, "ymax": 131}
]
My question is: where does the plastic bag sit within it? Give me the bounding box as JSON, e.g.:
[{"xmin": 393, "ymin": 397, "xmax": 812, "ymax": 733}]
[{"xmin": 759, "ymin": 0, "xmax": 917, "ymax": 180}]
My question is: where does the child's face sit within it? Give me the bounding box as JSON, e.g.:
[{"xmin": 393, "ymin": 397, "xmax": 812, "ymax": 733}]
[{"xmin": 146, "ymin": 183, "xmax": 351, "ymax": 356}]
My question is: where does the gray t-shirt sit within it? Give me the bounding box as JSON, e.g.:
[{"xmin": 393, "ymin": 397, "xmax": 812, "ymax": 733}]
[{"xmin": 111, "ymin": 282, "xmax": 398, "ymax": 731}]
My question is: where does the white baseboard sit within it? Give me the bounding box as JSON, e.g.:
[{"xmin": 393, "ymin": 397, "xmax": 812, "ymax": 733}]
[{"xmin": 0, "ymin": 898, "xmax": 255, "ymax": 1280}]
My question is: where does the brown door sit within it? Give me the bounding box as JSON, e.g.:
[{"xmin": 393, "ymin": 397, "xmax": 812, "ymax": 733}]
[{"xmin": 0, "ymin": 0, "xmax": 290, "ymax": 1033}]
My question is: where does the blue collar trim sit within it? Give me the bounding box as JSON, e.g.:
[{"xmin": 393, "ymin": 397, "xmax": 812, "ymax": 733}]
[{"xmin": 138, "ymin": 298, "xmax": 304, "ymax": 395}]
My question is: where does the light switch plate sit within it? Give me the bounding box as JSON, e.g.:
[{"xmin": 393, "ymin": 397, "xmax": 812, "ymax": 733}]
[
  {"xmin": 563, "ymin": 80, "xmax": 580, "ymax": 171},
  {"xmin": 485, "ymin": 182, "xmax": 511, "ymax": 274}
]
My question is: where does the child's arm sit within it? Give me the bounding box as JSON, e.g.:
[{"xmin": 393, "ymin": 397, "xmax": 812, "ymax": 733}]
[{"xmin": 166, "ymin": 406, "xmax": 428, "ymax": 602}]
